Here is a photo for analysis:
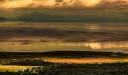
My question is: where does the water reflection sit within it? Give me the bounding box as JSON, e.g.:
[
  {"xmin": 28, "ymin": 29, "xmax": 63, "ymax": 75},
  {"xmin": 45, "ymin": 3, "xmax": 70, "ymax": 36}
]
[
  {"xmin": 0, "ymin": 41, "xmax": 128, "ymax": 51},
  {"xmin": 84, "ymin": 23, "xmax": 128, "ymax": 32},
  {"xmin": 46, "ymin": 41, "xmax": 128, "ymax": 50},
  {"xmin": 84, "ymin": 41, "xmax": 128, "ymax": 49},
  {"xmin": 43, "ymin": 57, "xmax": 128, "ymax": 64},
  {"xmin": 0, "ymin": 22, "xmax": 128, "ymax": 51}
]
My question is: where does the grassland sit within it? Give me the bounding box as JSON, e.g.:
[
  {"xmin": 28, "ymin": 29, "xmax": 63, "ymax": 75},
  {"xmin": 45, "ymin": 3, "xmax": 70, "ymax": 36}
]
[
  {"xmin": 0, "ymin": 65, "xmax": 38, "ymax": 72},
  {"xmin": 1, "ymin": 62, "xmax": 128, "ymax": 75},
  {"xmin": 32, "ymin": 62, "xmax": 128, "ymax": 75}
]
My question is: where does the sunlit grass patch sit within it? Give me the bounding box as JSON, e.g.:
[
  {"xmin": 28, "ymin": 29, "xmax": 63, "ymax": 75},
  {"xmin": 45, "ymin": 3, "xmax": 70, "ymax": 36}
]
[{"xmin": 0, "ymin": 65, "xmax": 38, "ymax": 72}]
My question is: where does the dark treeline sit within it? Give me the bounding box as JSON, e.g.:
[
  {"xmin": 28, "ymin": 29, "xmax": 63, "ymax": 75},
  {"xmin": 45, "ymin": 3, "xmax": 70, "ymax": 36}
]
[{"xmin": 0, "ymin": 51, "xmax": 127, "ymax": 59}]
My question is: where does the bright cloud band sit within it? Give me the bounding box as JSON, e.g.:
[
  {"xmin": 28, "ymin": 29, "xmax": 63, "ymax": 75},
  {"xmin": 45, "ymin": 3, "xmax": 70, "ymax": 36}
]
[{"xmin": 0, "ymin": 0, "xmax": 128, "ymax": 8}]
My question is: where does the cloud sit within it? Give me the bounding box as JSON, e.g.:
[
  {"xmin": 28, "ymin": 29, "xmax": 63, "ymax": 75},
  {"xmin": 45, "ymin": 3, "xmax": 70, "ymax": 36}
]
[{"xmin": 0, "ymin": 0, "xmax": 128, "ymax": 9}]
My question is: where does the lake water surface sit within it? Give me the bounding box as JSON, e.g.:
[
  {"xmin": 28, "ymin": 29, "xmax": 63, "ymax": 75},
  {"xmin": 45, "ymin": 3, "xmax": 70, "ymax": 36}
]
[{"xmin": 0, "ymin": 22, "xmax": 128, "ymax": 52}]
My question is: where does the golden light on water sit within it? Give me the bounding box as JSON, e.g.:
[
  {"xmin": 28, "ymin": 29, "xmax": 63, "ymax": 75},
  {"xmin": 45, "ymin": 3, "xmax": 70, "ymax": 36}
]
[{"xmin": 43, "ymin": 57, "xmax": 128, "ymax": 64}]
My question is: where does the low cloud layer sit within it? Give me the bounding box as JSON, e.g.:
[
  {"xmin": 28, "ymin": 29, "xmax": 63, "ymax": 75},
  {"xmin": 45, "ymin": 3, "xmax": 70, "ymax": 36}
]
[{"xmin": 0, "ymin": 0, "xmax": 128, "ymax": 9}]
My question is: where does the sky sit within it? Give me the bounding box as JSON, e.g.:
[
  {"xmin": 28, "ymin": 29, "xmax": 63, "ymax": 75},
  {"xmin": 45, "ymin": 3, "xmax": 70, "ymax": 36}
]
[
  {"xmin": 0, "ymin": 0, "xmax": 127, "ymax": 22},
  {"xmin": 0, "ymin": 0, "xmax": 128, "ymax": 9}
]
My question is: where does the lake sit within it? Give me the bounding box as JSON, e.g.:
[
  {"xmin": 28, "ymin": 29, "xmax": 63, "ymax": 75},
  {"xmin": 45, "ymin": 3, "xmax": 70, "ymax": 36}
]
[{"xmin": 0, "ymin": 22, "xmax": 128, "ymax": 52}]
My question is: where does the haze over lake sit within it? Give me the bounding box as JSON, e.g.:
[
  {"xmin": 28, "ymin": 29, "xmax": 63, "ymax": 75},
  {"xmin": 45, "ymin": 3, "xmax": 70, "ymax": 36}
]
[{"xmin": 0, "ymin": 22, "xmax": 127, "ymax": 52}]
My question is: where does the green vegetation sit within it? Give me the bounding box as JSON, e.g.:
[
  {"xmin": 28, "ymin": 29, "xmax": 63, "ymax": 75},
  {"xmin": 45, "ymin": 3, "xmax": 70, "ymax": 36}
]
[{"xmin": 1, "ymin": 62, "xmax": 128, "ymax": 75}]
